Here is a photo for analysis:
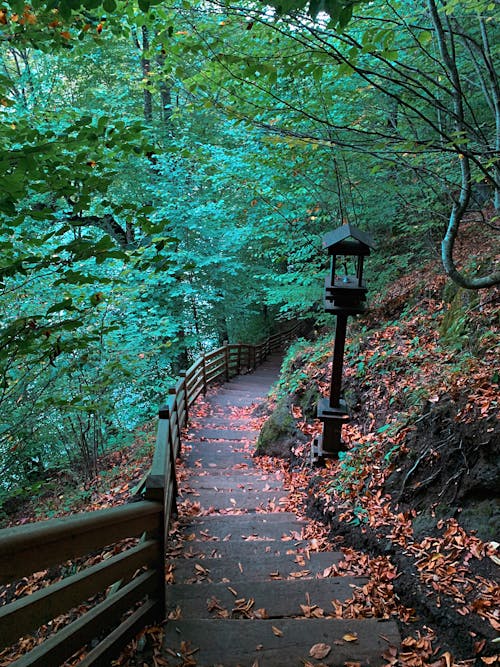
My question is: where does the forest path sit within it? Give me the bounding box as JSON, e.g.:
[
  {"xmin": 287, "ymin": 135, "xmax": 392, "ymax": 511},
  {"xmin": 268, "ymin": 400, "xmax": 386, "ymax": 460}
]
[{"xmin": 163, "ymin": 354, "xmax": 400, "ymax": 666}]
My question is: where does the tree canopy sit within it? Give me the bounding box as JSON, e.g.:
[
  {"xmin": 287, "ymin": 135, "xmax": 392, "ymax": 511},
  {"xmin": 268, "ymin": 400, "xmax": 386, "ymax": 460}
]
[{"xmin": 0, "ymin": 0, "xmax": 498, "ymax": 502}]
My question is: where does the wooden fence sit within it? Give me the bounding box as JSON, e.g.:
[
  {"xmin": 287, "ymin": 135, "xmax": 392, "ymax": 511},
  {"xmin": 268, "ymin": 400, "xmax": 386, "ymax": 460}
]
[{"xmin": 0, "ymin": 323, "xmax": 300, "ymax": 666}]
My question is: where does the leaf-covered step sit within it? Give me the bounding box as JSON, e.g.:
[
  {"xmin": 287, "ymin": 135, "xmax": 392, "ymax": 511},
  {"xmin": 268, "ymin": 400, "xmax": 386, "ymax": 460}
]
[
  {"xmin": 183, "ymin": 448, "xmax": 256, "ymax": 468},
  {"xmin": 179, "ymin": 513, "xmax": 305, "ymax": 541},
  {"xmin": 186, "ymin": 473, "xmax": 284, "ymax": 491},
  {"xmin": 179, "ymin": 489, "xmax": 285, "ymax": 511},
  {"xmin": 187, "ymin": 428, "xmax": 258, "ymax": 441},
  {"xmin": 174, "ymin": 540, "xmax": 307, "ymax": 559},
  {"xmin": 166, "ymin": 577, "xmax": 366, "ymax": 619},
  {"xmin": 163, "ymin": 618, "xmax": 400, "ymax": 667},
  {"xmin": 168, "ymin": 551, "xmax": 344, "ymax": 584}
]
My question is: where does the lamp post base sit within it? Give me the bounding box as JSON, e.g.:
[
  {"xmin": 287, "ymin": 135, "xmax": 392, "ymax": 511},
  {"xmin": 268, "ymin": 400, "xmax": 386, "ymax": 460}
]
[{"xmin": 316, "ymin": 397, "xmax": 350, "ymax": 459}]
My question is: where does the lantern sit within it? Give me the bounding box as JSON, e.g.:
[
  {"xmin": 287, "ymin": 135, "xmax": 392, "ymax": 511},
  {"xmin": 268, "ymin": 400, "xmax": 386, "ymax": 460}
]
[{"xmin": 313, "ymin": 224, "xmax": 375, "ymax": 462}]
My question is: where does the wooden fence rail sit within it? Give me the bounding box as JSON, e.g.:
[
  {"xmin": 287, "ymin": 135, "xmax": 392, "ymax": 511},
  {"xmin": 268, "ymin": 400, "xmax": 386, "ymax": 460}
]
[{"xmin": 0, "ymin": 322, "xmax": 300, "ymax": 666}]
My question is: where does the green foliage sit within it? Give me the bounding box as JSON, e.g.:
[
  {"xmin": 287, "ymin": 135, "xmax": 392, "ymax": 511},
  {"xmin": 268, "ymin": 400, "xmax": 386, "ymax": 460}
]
[{"xmin": 0, "ymin": 0, "xmax": 498, "ymax": 507}]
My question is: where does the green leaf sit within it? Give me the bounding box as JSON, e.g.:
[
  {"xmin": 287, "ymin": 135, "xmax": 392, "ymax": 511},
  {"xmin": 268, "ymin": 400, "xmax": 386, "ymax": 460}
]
[{"xmin": 46, "ymin": 298, "xmax": 77, "ymax": 315}]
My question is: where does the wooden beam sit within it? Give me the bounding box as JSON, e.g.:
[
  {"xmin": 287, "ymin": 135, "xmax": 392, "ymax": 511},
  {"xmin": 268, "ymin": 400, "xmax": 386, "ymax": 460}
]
[
  {"xmin": 0, "ymin": 502, "xmax": 161, "ymax": 584},
  {"xmin": 11, "ymin": 571, "xmax": 157, "ymax": 667},
  {"xmin": 0, "ymin": 541, "xmax": 159, "ymax": 649},
  {"xmin": 77, "ymin": 599, "xmax": 160, "ymax": 667}
]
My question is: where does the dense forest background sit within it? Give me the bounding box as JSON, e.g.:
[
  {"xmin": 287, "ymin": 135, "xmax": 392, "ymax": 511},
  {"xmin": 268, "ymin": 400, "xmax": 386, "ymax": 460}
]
[{"xmin": 0, "ymin": 0, "xmax": 498, "ymax": 511}]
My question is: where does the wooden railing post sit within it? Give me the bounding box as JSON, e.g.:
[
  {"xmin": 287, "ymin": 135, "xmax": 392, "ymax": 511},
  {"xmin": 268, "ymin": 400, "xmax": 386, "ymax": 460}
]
[
  {"xmin": 223, "ymin": 341, "xmax": 230, "ymax": 381},
  {"xmin": 202, "ymin": 353, "xmax": 207, "ymax": 395},
  {"xmin": 237, "ymin": 344, "xmax": 242, "ymax": 375},
  {"xmin": 179, "ymin": 370, "xmax": 188, "ymax": 423},
  {"xmin": 144, "ymin": 407, "xmax": 169, "ymax": 623}
]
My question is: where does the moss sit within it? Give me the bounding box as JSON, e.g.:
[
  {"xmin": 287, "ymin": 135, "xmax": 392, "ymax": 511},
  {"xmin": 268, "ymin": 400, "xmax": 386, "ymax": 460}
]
[
  {"xmin": 255, "ymin": 396, "xmax": 303, "ymax": 459},
  {"xmin": 439, "ymin": 287, "xmax": 479, "ymax": 351},
  {"xmin": 296, "ymin": 383, "xmax": 321, "ymax": 420}
]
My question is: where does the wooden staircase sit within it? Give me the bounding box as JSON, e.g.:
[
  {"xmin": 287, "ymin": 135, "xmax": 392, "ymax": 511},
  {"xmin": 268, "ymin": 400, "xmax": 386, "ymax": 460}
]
[{"xmin": 163, "ymin": 355, "xmax": 400, "ymax": 666}]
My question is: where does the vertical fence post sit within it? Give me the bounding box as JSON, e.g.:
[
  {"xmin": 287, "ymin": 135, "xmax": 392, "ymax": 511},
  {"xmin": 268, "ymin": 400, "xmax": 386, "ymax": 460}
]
[
  {"xmin": 237, "ymin": 344, "xmax": 242, "ymax": 376},
  {"xmin": 144, "ymin": 405, "xmax": 170, "ymax": 621},
  {"xmin": 168, "ymin": 387, "xmax": 179, "ymax": 459},
  {"xmin": 202, "ymin": 353, "xmax": 207, "ymax": 395},
  {"xmin": 179, "ymin": 370, "xmax": 188, "ymax": 425},
  {"xmin": 223, "ymin": 341, "xmax": 229, "ymax": 381}
]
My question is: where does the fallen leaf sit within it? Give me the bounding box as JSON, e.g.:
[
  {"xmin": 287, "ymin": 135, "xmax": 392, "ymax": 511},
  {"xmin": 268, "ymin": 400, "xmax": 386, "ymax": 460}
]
[
  {"xmin": 343, "ymin": 633, "xmax": 359, "ymax": 642},
  {"xmin": 272, "ymin": 625, "xmax": 283, "ymax": 637},
  {"xmin": 309, "ymin": 643, "xmax": 331, "ymax": 659}
]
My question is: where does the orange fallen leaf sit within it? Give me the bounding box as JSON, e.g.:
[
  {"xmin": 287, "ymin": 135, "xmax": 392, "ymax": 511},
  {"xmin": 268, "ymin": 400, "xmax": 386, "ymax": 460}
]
[
  {"xmin": 443, "ymin": 651, "xmax": 455, "ymax": 667},
  {"xmin": 343, "ymin": 632, "xmax": 359, "ymax": 642},
  {"xmin": 309, "ymin": 643, "xmax": 331, "ymax": 659},
  {"xmin": 272, "ymin": 625, "xmax": 283, "ymax": 637}
]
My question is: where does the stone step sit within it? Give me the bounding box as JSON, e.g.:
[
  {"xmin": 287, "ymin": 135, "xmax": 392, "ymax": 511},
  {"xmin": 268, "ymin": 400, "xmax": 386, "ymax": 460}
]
[
  {"xmin": 185, "ymin": 473, "xmax": 284, "ymax": 491},
  {"xmin": 166, "ymin": 577, "xmax": 366, "ymax": 620},
  {"xmin": 180, "ymin": 513, "xmax": 305, "ymax": 541},
  {"xmin": 177, "ymin": 540, "xmax": 307, "ymax": 559},
  {"xmin": 221, "ymin": 383, "xmax": 274, "ymax": 391},
  {"xmin": 162, "ymin": 618, "xmax": 400, "ymax": 667},
  {"xmin": 187, "ymin": 428, "xmax": 258, "ymax": 441},
  {"xmin": 169, "ymin": 551, "xmax": 344, "ymax": 584},
  {"xmin": 207, "ymin": 396, "xmax": 265, "ymax": 408},
  {"xmin": 185, "ymin": 468, "xmax": 285, "ymax": 481},
  {"xmin": 183, "ymin": 450, "xmax": 255, "ymax": 469},
  {"xmin": 178, "ymin": 489, "xmax": 287, "ymax": 511},
  {"xmin": 194, "ymin": 419, "xmax": 254, "ymax": 429}
]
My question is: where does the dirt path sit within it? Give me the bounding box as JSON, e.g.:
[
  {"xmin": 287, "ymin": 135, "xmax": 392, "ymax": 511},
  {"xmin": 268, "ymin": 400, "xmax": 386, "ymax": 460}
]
[{"xmin": 163, "ymin": 355, "xmax": 400, "ymax": 667}]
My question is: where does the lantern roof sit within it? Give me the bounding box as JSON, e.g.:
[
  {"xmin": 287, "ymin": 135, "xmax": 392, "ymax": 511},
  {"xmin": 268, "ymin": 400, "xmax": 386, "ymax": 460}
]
[{"xmin": 322, "ymin": 224, "xmax": 375, "ymax": 255}]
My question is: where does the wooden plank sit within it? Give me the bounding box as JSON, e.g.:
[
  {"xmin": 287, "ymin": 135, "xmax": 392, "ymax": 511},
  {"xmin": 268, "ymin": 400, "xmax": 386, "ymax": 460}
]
[
  {"xmin": 205, "ymin": 369, "xmax": 225, "ymax": 384},
  {"xmin": 177, "ymin": 405, "xmax": 186, "ymax": 432},
  {"xmin": 0, "ymin": 541, "xmax": 159, "ymax": 649},
  {"xmin": 149, "ymin": 419, "xmax": 169, "ymax": 478},
  {"xmin": 188, "ymin": 371, "xmax": 203, "ymax": 391},
  {"xmin": 162, "ymin": 618, "xmax": 400, "ymax": 667},
  {"xmin": 205, "ymin": 358, "xmax": 226, "ymax": 372},
  {"xmin": 187, "ymin": 383, "xmax": 204, "ymax": 407},
  {"xmin": 0, "ymin": 502, "xmax": 162, "ymax": 585},
  {"xmin": 78, "ymin": 599, "xmax": 160, "ymax": 667},
  {"xmin": 186, "ymin": 357, "xmax": 203, "ymax": 378},
  {"xmin": 205, "ymin": 364, "xmax": 226, "ymax": 379},
  {"xmin": 204, "ymin": 348, "xmax": 225, "ymax": 361},
  {"xmin": 167, "ymin": 577, "xmax": 368, "ymax": 619},
  {"xmin": 169, "ymin": 551, "xmax": 344, "ymax": 585},
  {"xmin": 170, "ymin": 421, "xmax": 179, "ymax": 451},
  {"xmin": 10, "ymin": 571, "xmax": 158, "ymax": 667},
  {"xmin": 186, "ymin": 374, "xmax": 203, "ymax": 396},
  {"xmin": 205, "ymin": 357, "xmax": 225, "ymax": 373}
]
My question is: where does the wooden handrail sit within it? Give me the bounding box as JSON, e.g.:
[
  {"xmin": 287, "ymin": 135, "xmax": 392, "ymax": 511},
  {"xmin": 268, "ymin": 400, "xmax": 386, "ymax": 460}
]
[{"xmin": 0, "ymin": 321, "xmax": 300, "ymax": 666}]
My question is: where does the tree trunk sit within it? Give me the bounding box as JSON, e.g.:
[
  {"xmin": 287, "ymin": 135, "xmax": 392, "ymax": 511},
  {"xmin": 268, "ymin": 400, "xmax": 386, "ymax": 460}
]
[{"xmin": 141, "ymin": 26, "xmax": 153, "ymax": 123}]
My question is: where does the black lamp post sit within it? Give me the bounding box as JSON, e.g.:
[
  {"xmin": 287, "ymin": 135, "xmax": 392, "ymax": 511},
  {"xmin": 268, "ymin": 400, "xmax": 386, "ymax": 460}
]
[{"xmin": 312, "ymin": 224, "xmax": 375, "ymax": 463}]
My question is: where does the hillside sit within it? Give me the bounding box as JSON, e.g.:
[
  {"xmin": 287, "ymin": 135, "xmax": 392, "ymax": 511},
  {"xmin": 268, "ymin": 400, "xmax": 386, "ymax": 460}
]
[{"xmin": 256, "ymin": 224, "xmax": 499, "ymax": 664}]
